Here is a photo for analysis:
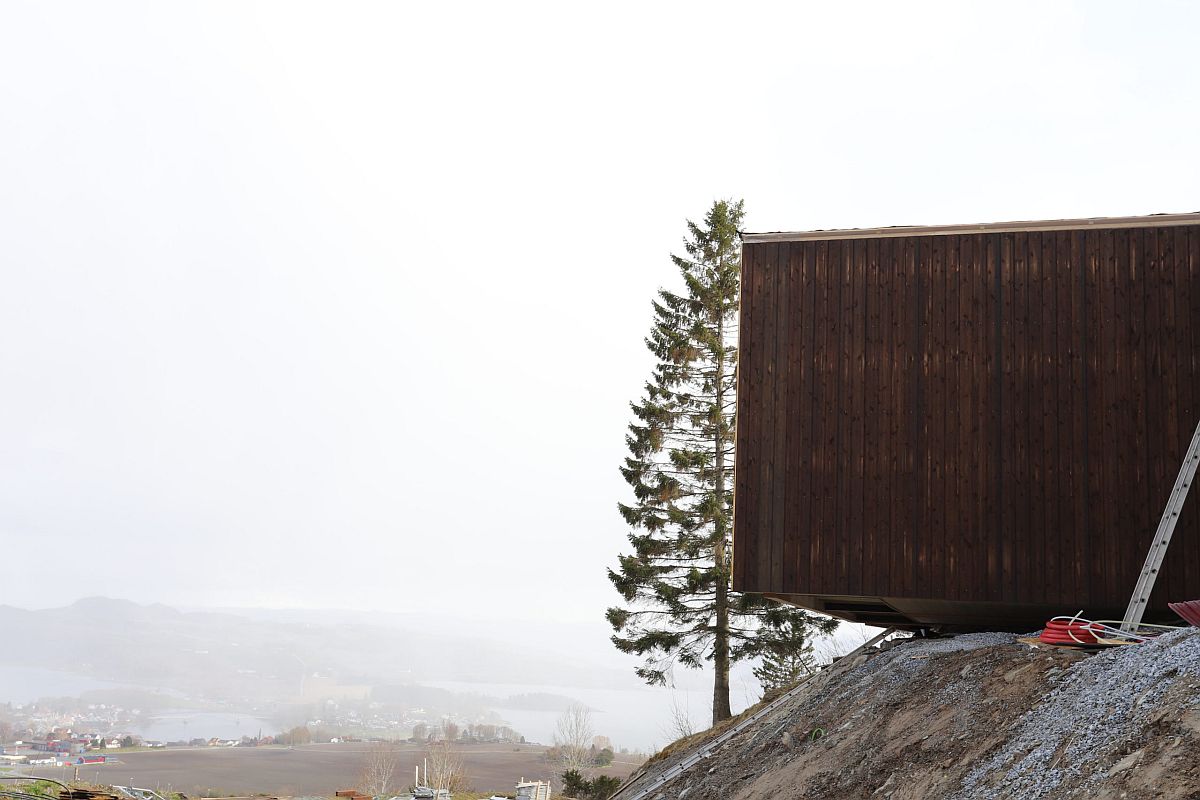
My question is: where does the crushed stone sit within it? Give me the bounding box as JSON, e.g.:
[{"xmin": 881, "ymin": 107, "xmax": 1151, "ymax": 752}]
[{"xmin": 953, "ymin": 627, "xmax": 1200, "ymax": 799}]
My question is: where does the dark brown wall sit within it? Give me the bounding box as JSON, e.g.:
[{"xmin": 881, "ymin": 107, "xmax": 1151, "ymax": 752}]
[{"xmin": 733, "ymin": 225, "xmax": 1200, "ymax": 616}]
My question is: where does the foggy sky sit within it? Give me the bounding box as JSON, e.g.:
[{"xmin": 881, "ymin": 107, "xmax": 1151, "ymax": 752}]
[{"xmin": 3, "ymin": 1, "xmax": 1200, "ymax": 636}]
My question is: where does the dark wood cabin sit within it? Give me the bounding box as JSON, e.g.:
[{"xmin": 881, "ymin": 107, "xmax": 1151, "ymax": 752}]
[{"xmin": 732, "ymin": 213, "xmax": 1200, "ymax": 631}]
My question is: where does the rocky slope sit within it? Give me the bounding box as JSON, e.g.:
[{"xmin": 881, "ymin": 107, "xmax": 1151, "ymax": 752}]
[{"xmin": 614, "ymin": 630, "xmax": 1200, "ymax": 799}]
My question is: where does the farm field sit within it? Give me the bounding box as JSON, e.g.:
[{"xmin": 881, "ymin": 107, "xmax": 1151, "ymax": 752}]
[{"xmin": 25, "ymin": 742, "xmax": 640, "ymax": 796}]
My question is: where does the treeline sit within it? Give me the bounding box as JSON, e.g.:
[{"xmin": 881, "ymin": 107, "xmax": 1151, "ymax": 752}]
[
  {"xmin": 410, "ymin": 721, "xmax": 522, "ymax": 743},
  {"xmin": 277, "ymin": 721, "xmax": 524, "ymax": 745}
]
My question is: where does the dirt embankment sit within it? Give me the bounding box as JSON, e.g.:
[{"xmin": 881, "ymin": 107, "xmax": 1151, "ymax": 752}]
[{"xmin": 615, "ymin": 630, "xmax": 1200, "ymax": 800}]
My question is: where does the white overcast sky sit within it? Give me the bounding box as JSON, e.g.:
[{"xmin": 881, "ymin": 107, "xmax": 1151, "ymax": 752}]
[{"xmin": 2, "ymin": 1, "xmax": 1199, "ymax": 627}]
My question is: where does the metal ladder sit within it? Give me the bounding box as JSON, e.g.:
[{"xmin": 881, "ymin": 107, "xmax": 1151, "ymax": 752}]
[{"xmin": 1122, "ymin": 416, "xmax": 1200, "ymax": 631}]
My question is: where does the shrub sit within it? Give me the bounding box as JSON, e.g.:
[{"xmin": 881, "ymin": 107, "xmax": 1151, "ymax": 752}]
[{"xmin": 559, "ymin": 770, "xmax": 623, "ymax": 800}]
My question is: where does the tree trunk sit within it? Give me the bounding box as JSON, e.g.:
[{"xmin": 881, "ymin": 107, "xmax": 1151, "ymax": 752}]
[
  {"xmin": 712, "ymin": 305, "xmax": 733, "ymax": 724},
  {"xmin": 712, "ymin": 550, "xmax": 732, "ymax": 723}
]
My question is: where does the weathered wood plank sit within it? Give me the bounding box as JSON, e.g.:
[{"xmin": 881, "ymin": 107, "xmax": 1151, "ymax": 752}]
[
  {"xmin": 987, "ymin": 233, "xmax": 1005, "ymax": 601},
  {"xmin": 849, "ymin": 239, "xmax": 867, "ymax": 596},
  {"xmin": 811, "ymin": 240, "xmax": 834, "ymax": 593},
  {"xmin": 1092, "ymin": 229, "xmax": 1112, "ymax": 604},
  {"xmin": 761, "ymin": 242, "xmax": 781, "ymax": 592},
  {"xmin": 732, "ymin": 241, "xmax": 756, "ymax": 590},
  {"xmin": 869, "ymin": 236, "xmax": 889, "ymax": 596},
  {"xmin": 913, "ymin": 236, "xmax": 927, "ymax": 599},
  {"xmin": 772, "ymin": 241, "xmax": 792, "ymax": 592},
  {"xmin": 780, "ymin": 243, "xmax": 800, "ymax": 596},
  {"xmin": 943, "ymin": 235, "xmax": 961, "ymax": 600},
  {"xmin": 794, "ymin": 241, "xmax": 818, "ymax": 591},
  {"xmin": 999, "ymin": 233, "xmax": 1017, "ymax": 603},
  {"xmin": 1106, "ymin": 227, "xmax": 1126, "ymax": 606},
  {"xmin": 1065, "ymin": 231, "xmax": 1086, "ymax": 603},
  {"xmin": 961, "ymin": 233, "xmax": 980, "ymax": 602},
  {"xmin": 1184, "ymin": 228, "xmax": 1200, "ymax": 602}
]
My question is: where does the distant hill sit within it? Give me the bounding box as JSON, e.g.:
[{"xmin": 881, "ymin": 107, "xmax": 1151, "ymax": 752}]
[{"xmin": 0, "ymin": 597, "xmax": 625, "ymax": 705}]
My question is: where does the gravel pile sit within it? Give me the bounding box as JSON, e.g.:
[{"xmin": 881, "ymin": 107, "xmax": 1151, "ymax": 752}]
[
  {"xmin": 895, "ymin": 631, "xmax": 1021, "ymax": 653},
  {"xmin": 823, "ymin": 632, "xmax": 1019, "ymax": 702},
  {"xmin": 954, "ymin": 628, "xmax": 1200, "ymax": 799}
]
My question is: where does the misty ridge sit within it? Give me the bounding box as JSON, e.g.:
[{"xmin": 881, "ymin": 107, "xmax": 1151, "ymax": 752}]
[{"xmin": 0, "ymin": 598, "xmax": 613, "ymax": 719}]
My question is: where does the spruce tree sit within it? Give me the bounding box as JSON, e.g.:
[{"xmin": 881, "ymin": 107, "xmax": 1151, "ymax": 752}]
[
  {"xmin": 751, "ymin": 614, "xmax": 825, "ymax": 694},
  {"xmin": 607, "ymin": 199, "xmax": 837, "ymax": 725}
]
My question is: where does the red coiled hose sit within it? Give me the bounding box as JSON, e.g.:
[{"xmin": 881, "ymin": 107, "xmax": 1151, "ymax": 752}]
[{"xmin": 1039, "ymin": 618, "xmax": 1102, "ymax": 645}]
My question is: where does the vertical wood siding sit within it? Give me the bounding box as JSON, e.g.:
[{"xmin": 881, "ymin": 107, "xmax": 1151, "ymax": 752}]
[{"xmin": 733, "ymin": 226, "xmax": 1200, "ymax": 613}]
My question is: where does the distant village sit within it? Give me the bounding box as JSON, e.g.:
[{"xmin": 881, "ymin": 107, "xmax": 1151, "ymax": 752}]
[{"xmin": 0, "ymin": 697, "xmax": 525, "ymax": 769}]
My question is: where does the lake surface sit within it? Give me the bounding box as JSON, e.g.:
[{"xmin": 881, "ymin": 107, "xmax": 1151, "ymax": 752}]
[
  {"xmin": 0, "ymin": 666, "xmax": 273, "ymax": 742},
  {"xmin": 424, "ymin": 678, "xmax": 753, "ymax": 753},
  {"xmin": 0, "ymin": 664, "xmax": 758, "ymax": 752},
  {"xmin": 0, "ymin": 665, "xmax": 130, "ymax": 703},
  {"xmin": 130, "ymin": 711, "xmax": 277, "ymax": 742}
]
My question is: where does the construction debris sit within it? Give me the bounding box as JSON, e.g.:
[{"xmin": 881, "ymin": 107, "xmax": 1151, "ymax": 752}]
[{"xmin": 59, "ymin": 792, "xmax": 120, "ymax": 800}]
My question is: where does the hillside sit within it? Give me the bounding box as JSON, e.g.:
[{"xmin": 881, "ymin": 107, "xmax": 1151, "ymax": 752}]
[
  {"xmin": 0, "ymin": 598, "xmax": 627, "ymax": 701},
  {"xmin": 613, "ymin": 630, "xmax": 1200, "ymax": 800}
]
